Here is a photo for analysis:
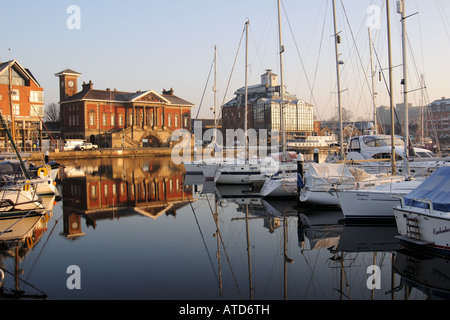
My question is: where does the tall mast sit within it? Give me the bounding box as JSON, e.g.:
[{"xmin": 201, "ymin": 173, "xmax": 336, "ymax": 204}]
[
  {"xmin": 332, "ymin": 0, "xmax": 344, "ymax": 159},
  {"xmin": 399, "ymin": 0, "xmax": 410, "ymax": 177},
  {"xmin": 386, "ymin": 0, "xmax": 397, "ymax": 175},
  {"xmin": 213, "ymin": 45, "xmax": 217, "ymax": 145},
  {"xmin": 277, "ymin": 0, "xmax": 286, "ymax": 161},
  {"xmin": 8, "ymin": 61, "xmax": 15, "ymax": 143},
  {"xmin": 368, "ymin": 28, "xmax": 378, "ymax": 133},
  {"xmin": 244, "ymin": 20, "xmax": 249, "ymax": 161}
]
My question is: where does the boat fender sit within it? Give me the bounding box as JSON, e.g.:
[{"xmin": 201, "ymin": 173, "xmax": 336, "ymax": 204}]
[
  {"xmin": 26, "ymin": 236, "xmax": 34, "ymax": 248},
  {"xmin": 41, "ymin": 213, "xmax": 50, "ymax": 223},
  {"xmin": 0, "ymin": 269, "xmax": 4, "ymax": 288},
  {"xmin": 23, "ymin": 181, "xmax": 31, "ymax": 192}
]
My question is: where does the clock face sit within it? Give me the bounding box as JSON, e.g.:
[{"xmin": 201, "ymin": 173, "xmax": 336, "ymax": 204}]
[{"xmin": 68, "ymin": 80, "xmax": 74, "ymax": 88}]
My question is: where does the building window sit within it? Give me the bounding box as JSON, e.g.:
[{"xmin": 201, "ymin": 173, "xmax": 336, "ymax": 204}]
[
  {"xmin": 111, "ymin": 114, "xmax": 115, "ymax": 127},
  {"xmin": 91, "ymin": 185, "xmax": 97, "ymax": 199},
  {"xmin": 184, "ymin": 117, "xmax": 188, "ymax": 128},
  {"xmin": 13, "ymin": 104, "xmax": 20, "ymax": 116},
  {"xmin": 175, "ymin": 115, "xmax": 179, "ymax": 127},
  {"xmin": 89, "ymin": 112, "xmax": 95, "ymax": 126},
  {"xmin": 30, "ymin": 91, "xmax": 44, "ymax": 103},
  {"xmin": 119, "ymin": 114, "xmax": 123, "ymax": 127},
  {"xmin": 102, "ymin": 114, "xmax": 107, "ymax": 126},
  {"xmin": 12, "ymin": 90, "xmax": 19, "ymax": 101},
  {"xmin": 168, "ymin": 114, "xmax": 172, "ymax": 127}
]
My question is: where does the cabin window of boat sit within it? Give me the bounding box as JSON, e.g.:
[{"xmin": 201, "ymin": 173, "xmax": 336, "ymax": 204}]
[
  {"xmin": 350, "ymin": 138, "xmax": 360, "ymax": 151},
  {"xmin": 363, "ymin": 136, "xmax": 381, "ymax": 147}
]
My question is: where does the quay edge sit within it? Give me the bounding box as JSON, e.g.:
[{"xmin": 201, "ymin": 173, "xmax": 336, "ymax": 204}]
[{"xmin": 27, "ymin": 148, "xmax": 191, "ymax": 161}]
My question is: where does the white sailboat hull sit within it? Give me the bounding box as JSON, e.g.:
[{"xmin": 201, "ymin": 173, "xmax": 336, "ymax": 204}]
[
  {"xmin": 260, "ymin": 174, "xmax": 297, "ymax": 197},
  {"xmin": 215, "ymin": 162, "xmax": 297, "ymax": 185},
  {"xmin": 300, "ymin": 189, "xmax": 339, "ymax": 206},
  {"xmin": 0, "ymin": 214, "xmax": 43, "ymax": 241},
  {"xmin": 337, "ymin": 180, "xmax": 422, "ymax": 220}
]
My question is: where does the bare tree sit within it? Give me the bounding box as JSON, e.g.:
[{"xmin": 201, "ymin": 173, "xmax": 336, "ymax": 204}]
[
  {"xmin": 329, "ymin": 107, "xmax": 354, "ymax": 123},
  {"xmin": 44, "ymin": 103, "xmax": 60, "ymax": 122}
]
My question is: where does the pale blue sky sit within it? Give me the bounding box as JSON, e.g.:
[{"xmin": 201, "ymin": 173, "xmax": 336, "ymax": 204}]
[{"xmin": 2, "ymin": 0, "xmax": 450, "ymax": 122}]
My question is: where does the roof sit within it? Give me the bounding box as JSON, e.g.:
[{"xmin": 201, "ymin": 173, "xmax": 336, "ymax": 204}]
[
  {"xmin": 61, "ymin": 88, "xmax": 194, "ymax": 106},
  {"xmin": 55, "ymin": 69, "xmax": 82, "ymax": 77},
  {"xmin": 0, "ymin": 60, "xmax": 41, "ymax": 87}
]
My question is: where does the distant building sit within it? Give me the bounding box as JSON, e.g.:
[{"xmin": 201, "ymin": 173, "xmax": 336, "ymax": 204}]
[
  {"xmin": 427, "ymin": 98, "xmax": 450, "ymax": 142},
  {"xmin": 221, "ymin": 70, "xmax": 314, "ymax": 143},
  {"xmin": 55, "ymin": 69, "xmax": 194, "ymax": 148},
  {"xmin": 0, "ymin": 60, "xmax": 45, "ymax": 150}
]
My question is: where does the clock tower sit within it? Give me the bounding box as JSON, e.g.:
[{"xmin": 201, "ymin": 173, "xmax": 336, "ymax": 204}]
[{"xmin": 55, "ymin": 69, "xmax": 82, "ymax": 102}]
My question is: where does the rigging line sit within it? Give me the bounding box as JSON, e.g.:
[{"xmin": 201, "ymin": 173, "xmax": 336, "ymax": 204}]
[
  {"xmin": 25, "ymin": 212, "xmax": 64, "ymax": 281},
  {"xmin": 435, "ymin": 0, "xmax": 450, "ymax": 41},
  {"xmin": 0, "ymin": 210, "xmax": 37, "ymax": 237},
  {"xmin": 19, "ymin": 88, "xmax": 58, "ymax": 146},
  {"xmin": 218, "ymin": 24, "xmax": 247, "ymax": 132},
  {"xmin": 339, "ymin": 0, "xmax": 374, "ymax": 117},
  {"xmin": 281, "ymin": 0, "xmax": 322, "ymax": 120},
  {"xmin": 219, "ymin": 23, "xmax": 247, "ymax": 110},
  {"xmin": 205, "ymin": 194, "xmax": 242, "ymax": 298},
  {"xmin": 194, "ymin": 59, "xmax": 214, "ymax": 122},
  {"xmin": 1, "ymin": 263, "xmax": 47, "ymax": 296},
  {"xmin": 183, "ymin": 189, "xmax": 219, "ymax": 285},
  {"xmin": 414, "ymin": 0, "xmax": 426, "ymax": 76},
  {"xmin": 302, "ymin": 249, "xmax": 328, "ymax": 299}
]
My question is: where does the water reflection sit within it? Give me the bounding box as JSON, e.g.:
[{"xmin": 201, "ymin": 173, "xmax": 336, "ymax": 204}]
[
  {"xmin": 1, "ymin": 157, "xmax": 447, "ymax": 300},
  {"xmin": 61, "ymin": 158, "xmax": 191, "ymax": 235},
  {"xmin": 0, "ymin": 195, "xmax": 56, "ymax": 299}
]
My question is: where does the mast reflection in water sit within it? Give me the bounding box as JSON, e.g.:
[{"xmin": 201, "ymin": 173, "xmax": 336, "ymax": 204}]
[{"xmin": 0, "ymin": 157, "xmax": 446, "ymax": 300}]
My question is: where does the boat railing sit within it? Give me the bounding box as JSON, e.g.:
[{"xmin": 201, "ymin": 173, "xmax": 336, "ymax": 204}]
[
  {"xmin": 0, "ymin": 180, "xmax": 42, "ymax": 208},
  {"xmin": 413, "ymin": 198, "xmax": 434, "ymax": 214}
]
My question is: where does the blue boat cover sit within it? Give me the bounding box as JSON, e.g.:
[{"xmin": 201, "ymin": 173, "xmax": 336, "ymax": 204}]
[{"xmin": 403, "ymin": 166, "xmax": 450, "ymax": 212}]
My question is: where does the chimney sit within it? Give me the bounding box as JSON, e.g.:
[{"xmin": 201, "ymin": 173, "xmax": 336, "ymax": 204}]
[
  {"xmin": 82, "ymin": 80, "xmax": 93, "ymax": 91},
  {"xmin": 163, "ymin": 87, "xmax": 174, "ymax": 95}
]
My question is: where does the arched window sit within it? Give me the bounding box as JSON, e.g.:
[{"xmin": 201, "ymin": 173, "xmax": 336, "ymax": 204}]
[{"xmin": 89, "ymin": 111, "xmax": 95, "ymax": 126}]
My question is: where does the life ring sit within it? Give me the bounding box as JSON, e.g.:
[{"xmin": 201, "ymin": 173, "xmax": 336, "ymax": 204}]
[
  {"xmin": 37, "ymin": 167, "xmax": 48, "ymax": 177},
  {"xmin": 23, "ymin": 180, "xmax": 31, "ymax": 192}
]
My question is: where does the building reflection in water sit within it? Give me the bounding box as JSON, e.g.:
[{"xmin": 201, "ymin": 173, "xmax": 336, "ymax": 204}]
[{"xmin": 60, "ymin": 158, "xmax": 191, "ymax": 238}]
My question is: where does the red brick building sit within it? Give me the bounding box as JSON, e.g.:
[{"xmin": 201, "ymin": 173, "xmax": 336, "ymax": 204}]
[
  {"xmin": 0, "ymin": 60, "xmax": 44, "ymax": 150},
  {"xmin": 55, "ymin": 69, "xmax": 194, "ymax": 148}
]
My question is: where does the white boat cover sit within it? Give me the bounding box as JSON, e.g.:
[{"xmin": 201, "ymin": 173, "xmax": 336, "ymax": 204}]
[
  {"xmin": 403, "ymin": 166, "xmax": 450, "ymax": 212},
  {"xmin": 303, "ymin": 163, "xmax": 356, "ymax": 189}
]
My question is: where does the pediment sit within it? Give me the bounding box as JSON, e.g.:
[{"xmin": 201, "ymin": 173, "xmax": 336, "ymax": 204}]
[{"xmin": 132, "ymin": 90, "xmax": 170, "ymax": 104}]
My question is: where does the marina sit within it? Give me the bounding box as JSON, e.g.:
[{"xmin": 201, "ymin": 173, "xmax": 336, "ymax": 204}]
[
  {"xmin": 1, "ymin": 0, "xmax": 450, "ymax": 307},
  {"xmin": 0, "ymin": 156, "xmax": 449, "ymax": 301}
]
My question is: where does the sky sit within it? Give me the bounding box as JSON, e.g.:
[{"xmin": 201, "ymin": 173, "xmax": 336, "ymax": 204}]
[{"xmin": 2, "ymin": 0, "xmax": 450, "ymax": 123}]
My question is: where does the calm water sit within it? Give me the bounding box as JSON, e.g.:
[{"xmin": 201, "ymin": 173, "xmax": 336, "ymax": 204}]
[{"xmin": 1, "ymin": 157, "xmax": 448, "ymax": 301}]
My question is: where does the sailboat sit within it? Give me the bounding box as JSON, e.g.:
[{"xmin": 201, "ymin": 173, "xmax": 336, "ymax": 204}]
[
  {"xmin": 202, "ymin": 17, "xmax": 298, "ymax": 185},
  {"xmin": 336, "ymin": 0, "xmax": 431, "ymax": 220},
  {"xmin": 183, "ymin": 45, "xmax": 226, "ymax": 175}
]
